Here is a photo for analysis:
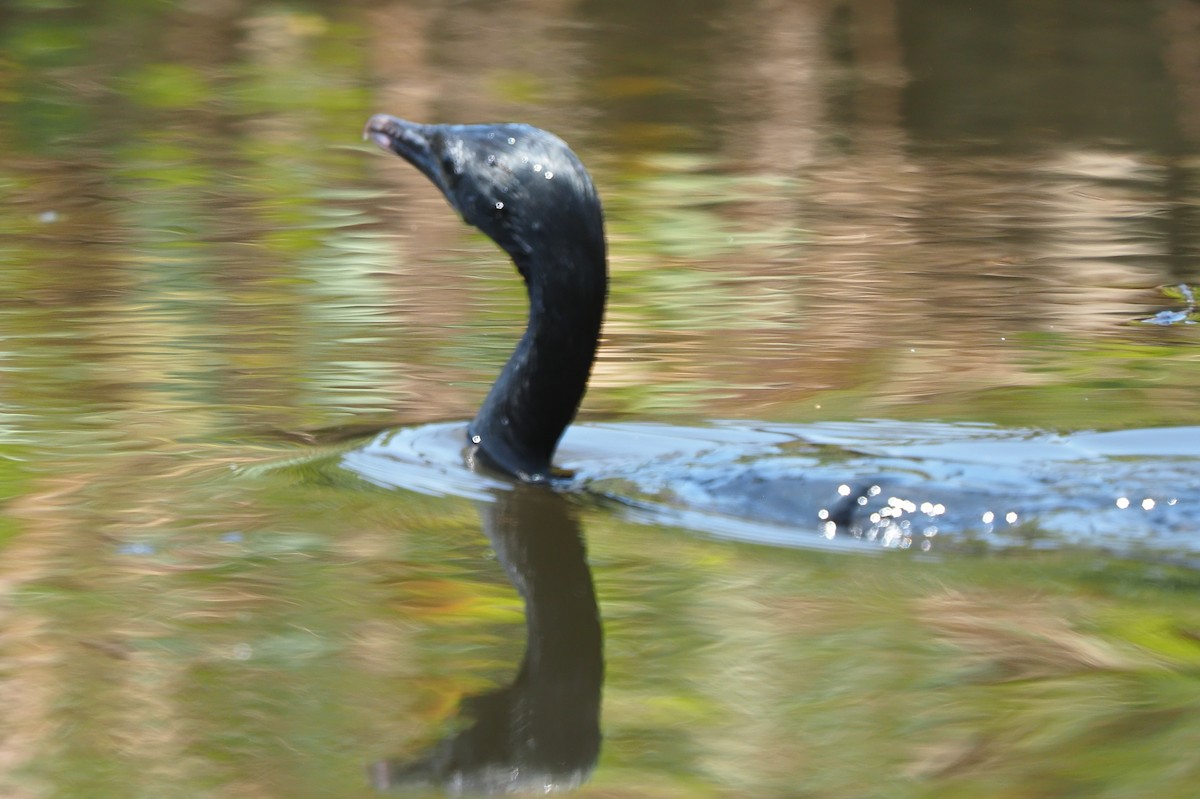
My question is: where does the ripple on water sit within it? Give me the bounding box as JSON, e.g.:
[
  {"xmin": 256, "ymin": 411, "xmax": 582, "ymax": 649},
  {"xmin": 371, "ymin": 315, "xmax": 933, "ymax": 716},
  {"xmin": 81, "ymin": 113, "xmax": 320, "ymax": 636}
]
[{"xmin": 338, "ymin": 420, "xmax": 1200, "ymax": 561}]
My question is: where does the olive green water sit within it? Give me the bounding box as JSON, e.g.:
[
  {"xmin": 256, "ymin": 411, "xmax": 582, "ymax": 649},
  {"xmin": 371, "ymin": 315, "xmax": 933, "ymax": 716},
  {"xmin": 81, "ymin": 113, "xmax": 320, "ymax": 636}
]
[{"xmin": 2, "ymin": 1, "xmax": 1200, "ymax": 797}]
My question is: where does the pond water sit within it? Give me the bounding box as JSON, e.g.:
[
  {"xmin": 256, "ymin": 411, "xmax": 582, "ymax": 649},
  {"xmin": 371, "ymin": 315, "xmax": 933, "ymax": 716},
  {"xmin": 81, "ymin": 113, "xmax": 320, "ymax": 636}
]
[{"xmin": 2, "ymin": 1, "xmax": 1200, "ymax": 797}]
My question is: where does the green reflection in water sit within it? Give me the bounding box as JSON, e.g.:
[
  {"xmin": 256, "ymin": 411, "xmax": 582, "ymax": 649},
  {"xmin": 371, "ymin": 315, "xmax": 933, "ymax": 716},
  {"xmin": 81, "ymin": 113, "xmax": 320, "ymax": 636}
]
[{"xmin": 0, "ymin": 0, "xmax": 1198, "ymax": 797}]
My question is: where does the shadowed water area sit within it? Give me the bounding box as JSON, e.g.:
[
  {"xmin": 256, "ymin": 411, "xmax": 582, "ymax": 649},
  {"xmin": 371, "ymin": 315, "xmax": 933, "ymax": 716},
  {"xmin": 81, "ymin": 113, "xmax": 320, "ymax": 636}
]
[{"xmin": 2, "ymin": 1, "xmax": 1200, "ymax": 797}]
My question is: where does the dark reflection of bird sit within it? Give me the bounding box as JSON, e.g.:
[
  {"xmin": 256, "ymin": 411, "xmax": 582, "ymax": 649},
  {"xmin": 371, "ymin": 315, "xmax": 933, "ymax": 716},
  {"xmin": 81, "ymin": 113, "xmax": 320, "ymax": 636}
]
[
  {"xmin": 369, "ymin": 484, "xmax": 603, "ymax": 794},
  {"xmin": 365, "ymin": 114, "xmax": 607, "ymax": 483}
]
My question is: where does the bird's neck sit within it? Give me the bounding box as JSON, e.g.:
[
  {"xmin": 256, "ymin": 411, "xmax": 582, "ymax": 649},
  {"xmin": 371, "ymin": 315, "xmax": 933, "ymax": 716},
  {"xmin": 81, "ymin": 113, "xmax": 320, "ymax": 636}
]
[{"xmin": 468, "ymin": 250, "xmax": 606, "ymax": 481}]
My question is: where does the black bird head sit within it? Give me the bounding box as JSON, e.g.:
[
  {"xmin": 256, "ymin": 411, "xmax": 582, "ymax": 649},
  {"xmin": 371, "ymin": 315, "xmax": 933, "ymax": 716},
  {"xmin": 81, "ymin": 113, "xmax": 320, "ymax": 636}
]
[{"xmin": 364, "ymin": 114, "xmax": 603, "ymax": 282}]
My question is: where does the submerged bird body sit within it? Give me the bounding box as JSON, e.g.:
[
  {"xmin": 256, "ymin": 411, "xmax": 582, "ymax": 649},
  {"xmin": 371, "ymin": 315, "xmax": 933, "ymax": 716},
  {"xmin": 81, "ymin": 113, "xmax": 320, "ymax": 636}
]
[{"xmin": 365, "ymin": 115, "xmax": 607, "ymax": 481}]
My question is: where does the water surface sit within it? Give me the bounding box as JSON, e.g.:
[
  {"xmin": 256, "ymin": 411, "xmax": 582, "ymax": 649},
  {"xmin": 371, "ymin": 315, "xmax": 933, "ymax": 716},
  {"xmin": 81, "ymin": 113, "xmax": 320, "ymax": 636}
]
[{"xmin": 2, "ymin": 1, "xmax": 1199, "ymax": 797}]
